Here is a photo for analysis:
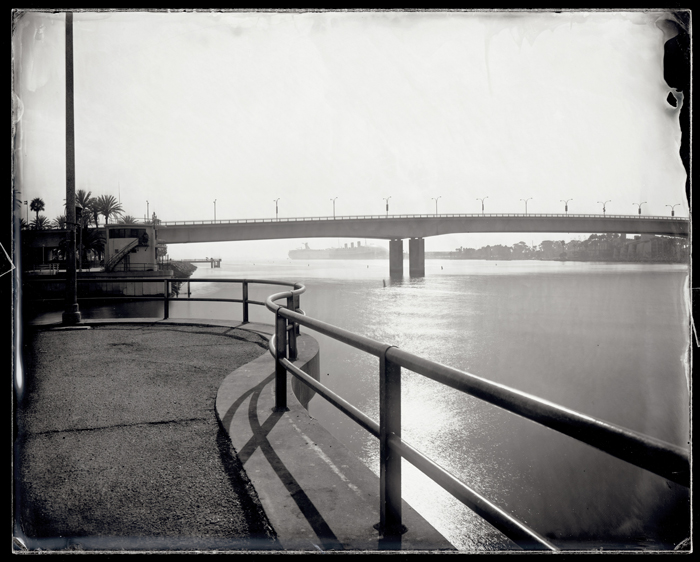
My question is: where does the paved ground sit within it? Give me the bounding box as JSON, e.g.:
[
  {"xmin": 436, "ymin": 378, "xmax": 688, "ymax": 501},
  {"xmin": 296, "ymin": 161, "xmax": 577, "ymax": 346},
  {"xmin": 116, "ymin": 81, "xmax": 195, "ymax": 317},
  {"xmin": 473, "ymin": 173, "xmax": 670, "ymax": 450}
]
[{"xmin": 14, "ymin": 323, "xmax": 281, "ymax": 552}]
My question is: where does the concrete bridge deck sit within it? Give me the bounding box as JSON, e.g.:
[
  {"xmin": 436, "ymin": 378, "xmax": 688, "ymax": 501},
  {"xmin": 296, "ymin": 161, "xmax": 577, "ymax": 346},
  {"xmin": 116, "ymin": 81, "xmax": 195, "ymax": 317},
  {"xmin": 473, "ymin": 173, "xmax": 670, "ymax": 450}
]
[{"xmin": 155, "ymin": 213, "xmax": 689, "ymax": 244}]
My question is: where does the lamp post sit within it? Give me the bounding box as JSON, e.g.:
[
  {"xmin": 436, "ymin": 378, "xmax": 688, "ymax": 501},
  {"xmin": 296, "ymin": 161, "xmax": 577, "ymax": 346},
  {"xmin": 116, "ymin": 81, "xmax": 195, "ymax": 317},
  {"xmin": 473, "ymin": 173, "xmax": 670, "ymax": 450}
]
[
  {"xmin": 383, "ymin": 196, "xmax": 391, "ymax": 217},
  {"xmin": 146, "ymin": 200, "xmax": 149, "ymax": 223},
  {"xmin": 331, "ymin": 197, "xmax": 338, "ymax": 219},
  {"xmin": 560, "ymin": 199, "xmax": 573, "ymax": 214},
  {"xmin": 665, "ymin": 204, "xmax": 680, "ymax": 217},
  {"xmin": 274, "ymin": 198, "xmax": 280, "ymax": 221},
  {"xmin": 213, "ymin": 199, "xmax": 217, "ymax": 221},
  {"xmin": 598, "ymin": 200, "xmax": 611, "ymax": 215},
  {"xmin": 476, "ymin": 196, "xmax": 488, "ymax": 215},
  {"xmin": 520, "ymin": 197, "xmax": 532, "ymax": 214},
  {"xmin": 62, "ymin": 11, "xmax": 80, "ymax": 325},
  {"xmin": 24, "ymin": 201, "xmax": 28, "ymax": 224},
  {"xmin": 633, "ymin": 202, "xmax": 646, "ymax": 215},
  {"xmin": 431, "ymin": 196, "xmax": 441, "ymax": 215}
]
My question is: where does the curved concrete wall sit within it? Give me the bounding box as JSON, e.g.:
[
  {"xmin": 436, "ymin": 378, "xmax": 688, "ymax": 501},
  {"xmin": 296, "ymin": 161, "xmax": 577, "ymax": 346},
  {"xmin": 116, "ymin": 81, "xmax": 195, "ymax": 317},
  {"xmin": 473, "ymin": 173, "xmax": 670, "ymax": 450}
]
[{"xmin": 215, "ymin": 326, "xmax": 454, "ymax": 551}]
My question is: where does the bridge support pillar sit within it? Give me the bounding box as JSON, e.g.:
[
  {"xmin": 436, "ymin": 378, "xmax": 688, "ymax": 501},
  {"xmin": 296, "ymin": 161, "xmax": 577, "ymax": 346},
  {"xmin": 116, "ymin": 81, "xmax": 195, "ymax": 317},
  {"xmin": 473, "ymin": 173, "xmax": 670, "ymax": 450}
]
[
  {"xmin": 389, "ymin": 239, "xmax": 403, "ymax": 278},
  {"xmin": 409, "ymin": 237, "xmax": 425, "ymax": 277}
]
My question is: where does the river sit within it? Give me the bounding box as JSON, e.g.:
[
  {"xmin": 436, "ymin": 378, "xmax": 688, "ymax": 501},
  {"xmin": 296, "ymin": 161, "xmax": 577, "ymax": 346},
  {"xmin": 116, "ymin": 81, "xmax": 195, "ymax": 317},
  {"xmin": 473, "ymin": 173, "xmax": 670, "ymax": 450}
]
[{"xmin": 25, "ymin": 258, "xmax": 691, "ymax": 550}]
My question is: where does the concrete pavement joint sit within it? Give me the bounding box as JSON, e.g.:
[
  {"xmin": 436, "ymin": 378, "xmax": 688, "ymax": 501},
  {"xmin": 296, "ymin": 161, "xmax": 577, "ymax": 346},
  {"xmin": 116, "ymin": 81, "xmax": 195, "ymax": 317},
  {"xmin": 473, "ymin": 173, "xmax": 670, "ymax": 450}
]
[{"xmin": 27, "ymin": 416, "xmax": 211, "ymax": 437}]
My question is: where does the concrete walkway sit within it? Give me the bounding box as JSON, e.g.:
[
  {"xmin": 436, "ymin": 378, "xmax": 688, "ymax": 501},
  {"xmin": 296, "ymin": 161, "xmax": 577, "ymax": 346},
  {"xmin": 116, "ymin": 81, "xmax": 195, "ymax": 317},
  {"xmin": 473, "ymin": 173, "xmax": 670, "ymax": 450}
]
[{"xmin": 14, "ymin": 317, "xmax": 455, "ymax": 553}]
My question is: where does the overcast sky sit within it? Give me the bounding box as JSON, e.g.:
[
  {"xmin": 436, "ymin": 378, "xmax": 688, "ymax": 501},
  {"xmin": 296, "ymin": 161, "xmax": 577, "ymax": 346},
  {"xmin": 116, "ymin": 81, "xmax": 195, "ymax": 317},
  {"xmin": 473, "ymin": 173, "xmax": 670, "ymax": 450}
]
[{"xmin": 12, "ymin": 10, "xmax": 688, "ymax": 259}]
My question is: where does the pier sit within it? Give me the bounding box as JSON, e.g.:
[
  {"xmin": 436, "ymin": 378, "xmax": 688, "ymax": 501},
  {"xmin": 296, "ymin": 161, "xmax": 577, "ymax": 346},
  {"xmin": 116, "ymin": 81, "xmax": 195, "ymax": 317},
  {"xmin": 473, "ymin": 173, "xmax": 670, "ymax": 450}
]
[{"xmin": 181, "ymin": 258, "xmax": 222, "ymax": 268}]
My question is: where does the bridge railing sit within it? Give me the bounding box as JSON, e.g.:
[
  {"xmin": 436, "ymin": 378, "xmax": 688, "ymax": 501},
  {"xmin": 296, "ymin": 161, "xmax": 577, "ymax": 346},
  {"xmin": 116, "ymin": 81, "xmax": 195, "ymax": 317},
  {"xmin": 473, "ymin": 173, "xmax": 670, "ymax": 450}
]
[
  {"xmin": 27, "ymin": 277, "xmax": 690, "ymax": 551},
  {"xmin": 158, "ymin": 213, "xmax": 688, "ymax": 226},
  {"xmin": 265, "ymin": 284, "xmax": 690, "ymax": 551}
]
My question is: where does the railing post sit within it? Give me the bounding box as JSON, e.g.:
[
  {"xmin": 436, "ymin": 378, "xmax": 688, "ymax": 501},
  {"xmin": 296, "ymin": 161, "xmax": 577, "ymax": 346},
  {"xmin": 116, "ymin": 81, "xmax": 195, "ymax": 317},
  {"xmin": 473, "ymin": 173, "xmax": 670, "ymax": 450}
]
[
  {"xmin": 287, "ymin": 294, "xmax": 297, "ymax": 361},
  {"xmin": 274, "ymin": 308, "xmax": 288, "ymax": 412},
  {"xmin": 242, "ymin": 281, "xmax": 249, "ymax": 323},
  {"xmin": 163, "ymin": 280, "xmax": 170, "ymax": 319},
  {"xmin": 378, "ymin": 347, "xmax": 405, "ymax": 546}
]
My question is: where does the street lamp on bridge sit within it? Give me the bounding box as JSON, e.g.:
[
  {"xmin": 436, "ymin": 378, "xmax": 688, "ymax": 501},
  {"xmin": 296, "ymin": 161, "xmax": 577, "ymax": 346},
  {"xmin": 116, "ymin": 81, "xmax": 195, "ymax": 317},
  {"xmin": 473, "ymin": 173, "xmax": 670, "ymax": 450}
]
[
  {"xmin": 597, "ymin": 200, "xmax": 611, "ymax": 215},
  {"xmin": 520, "ymin": 197, "xmax": 532, "ymax": 214},
  {"xmin": 431, "ymin": 196, "xmax": 441, "ymax": 215},
  {"xmin": 213, "ymin": 199, "xmax": 217, "ymax": 221},
  {"xmin": 633, "ymin": 201, "xmax": 646, "ymax": 215},
  {"xmin": 383, "ymin": 196, "xmax": 391, "ymax": 217},
  {"xmin": 331, "ymin": 197, "xmax": 338, "ymax": 219},
  {"xmin": 666, "ymin": 203, "xmax": 680, "ymax": 216},
  {"xmin": 476, "ymin": 196, "xmax": 488, "ymax": 215},
  {"xmin": 560, "ymin": 199, "xmax": 573, "ymax": 213},
  {"xmin": 274, "ymin": 198, "xmax": 280, "ymax": 221}
]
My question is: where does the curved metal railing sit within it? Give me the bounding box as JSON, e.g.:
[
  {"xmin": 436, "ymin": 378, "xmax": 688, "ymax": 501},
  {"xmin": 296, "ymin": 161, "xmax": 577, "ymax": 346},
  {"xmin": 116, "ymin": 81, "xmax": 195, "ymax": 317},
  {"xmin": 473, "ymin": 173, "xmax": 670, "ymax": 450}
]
[
  {"xmin": 265, "ymin": 285, "xmax": 690, "ymax": 552},
  {"xmin": 27, "ymin": 276, "xmax": 690, "ymax": 550}
]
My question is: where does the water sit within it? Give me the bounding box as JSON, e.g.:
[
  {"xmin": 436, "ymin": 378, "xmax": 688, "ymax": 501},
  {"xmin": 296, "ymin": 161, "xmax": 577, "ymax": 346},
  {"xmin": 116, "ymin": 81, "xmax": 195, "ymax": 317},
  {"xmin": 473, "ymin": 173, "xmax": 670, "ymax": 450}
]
[{"xmin": 26, "ymin": 258, "xmax": 691, "ymax": 550}]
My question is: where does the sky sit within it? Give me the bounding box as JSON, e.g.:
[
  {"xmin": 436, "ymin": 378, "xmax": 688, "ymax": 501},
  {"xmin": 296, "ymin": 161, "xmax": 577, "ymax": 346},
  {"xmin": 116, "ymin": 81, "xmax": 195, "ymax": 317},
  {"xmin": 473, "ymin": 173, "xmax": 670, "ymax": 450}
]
[{"xmin": 12, "ymin": 9, "xmax": 689, "ymax": 260}]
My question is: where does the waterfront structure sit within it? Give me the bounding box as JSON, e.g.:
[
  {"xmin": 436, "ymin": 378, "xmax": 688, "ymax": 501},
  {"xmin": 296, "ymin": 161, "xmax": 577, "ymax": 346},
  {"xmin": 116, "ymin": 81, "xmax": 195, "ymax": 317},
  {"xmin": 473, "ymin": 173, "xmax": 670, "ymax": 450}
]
[{"xmin": 104, "ymin": 224, "xmax": 157, "ymax": 272}]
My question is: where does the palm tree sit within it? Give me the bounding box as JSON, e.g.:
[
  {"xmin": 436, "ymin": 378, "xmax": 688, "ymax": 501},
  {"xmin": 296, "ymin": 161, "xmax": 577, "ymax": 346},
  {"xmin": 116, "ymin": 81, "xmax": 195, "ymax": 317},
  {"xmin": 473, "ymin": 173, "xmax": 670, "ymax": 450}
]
[
  {"xmin": 85, "ymin": 197, "xmax": 101, "ymax": 228},
  {"xmin": 95, "ymin": 194, "xmax": 124, "ymax": 225},
  {"xmin": 30, "ymin": 215, "xmax": 50, "ymax": 230},
  {"xmin": 52, "ymin": 215, "xmax": 67, "ymax": 229},
  {"xmin": 76, "ymin": 189, "xmax": 92, "ymax": 210},
  {"xmin": 117, "ymin": 215, "xmax": 140, "ymax": 225},
  {"xmin": 75, "ymin": 189, "xmax": 93, "ymax": 227},
  {"xmin": 30, "ymin": 197, "xmax": 45, "ymax": 228}
]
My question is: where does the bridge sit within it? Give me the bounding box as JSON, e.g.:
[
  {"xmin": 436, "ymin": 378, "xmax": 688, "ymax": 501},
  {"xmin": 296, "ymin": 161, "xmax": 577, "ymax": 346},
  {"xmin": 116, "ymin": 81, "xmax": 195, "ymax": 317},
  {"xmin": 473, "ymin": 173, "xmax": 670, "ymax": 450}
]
[{"xmin": 155, "ymin": 213, "xmax": 689, "ymax": 277}]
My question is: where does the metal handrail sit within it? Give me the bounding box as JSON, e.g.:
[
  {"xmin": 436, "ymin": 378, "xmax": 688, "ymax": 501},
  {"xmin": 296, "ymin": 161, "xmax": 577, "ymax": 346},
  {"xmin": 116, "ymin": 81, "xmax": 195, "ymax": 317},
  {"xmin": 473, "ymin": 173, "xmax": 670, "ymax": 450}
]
[
  {"xmin": 27, "ymin": 276, "xmax": 690, "ymax": 550},
  {"xmin": 265, "ymin": 287, "xmax": 690, "ymax": 551},
  {"xmin": 159, "ymin": 213, "xmax": 689, "ymax": 226}
]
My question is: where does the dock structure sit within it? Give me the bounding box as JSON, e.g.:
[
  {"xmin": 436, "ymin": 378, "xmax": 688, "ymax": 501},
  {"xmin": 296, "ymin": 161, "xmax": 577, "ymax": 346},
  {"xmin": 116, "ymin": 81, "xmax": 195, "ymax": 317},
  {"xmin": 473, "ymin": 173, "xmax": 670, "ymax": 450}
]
[{"xmin": 181, "ymin": 258, "xmax": 222, "ymax": 268}]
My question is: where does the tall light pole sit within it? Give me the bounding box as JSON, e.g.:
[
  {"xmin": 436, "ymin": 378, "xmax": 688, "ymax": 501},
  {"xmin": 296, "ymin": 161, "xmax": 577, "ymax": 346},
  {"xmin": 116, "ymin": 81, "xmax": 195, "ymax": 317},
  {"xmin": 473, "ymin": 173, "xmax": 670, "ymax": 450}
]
[
  {"xmin": 633, "ymin": 201, "xmax": 646, "ymax": 215},
  {"xmin": 431, "ymin": 196, "xmax": 441, "ymax": 215},
  {"xmin": 331, "ymin": 197, "xmax": 338, "ymax": 219},
  {"xmin": 520, "ymin": 197, "xmax": 532, "ymax": 214},
  {"xmin": 476, "ymin": 196, "xmax": 488, "ymax": 215},
  {"xmin": 383, "ymin": 196, "xmax": 391, "ymax": 217},
  {"xmin": 274, "ymin": 198, "xmax": 280, "ymax": 221},
  {"xmin": 598, "ymin": 200, "xmax": 611, "ymax": 215},
  {"xmin": 213, "ymin": 199, "xmax": 217, "ymax": 221},
  {"xmin": 62, "ymin": 11, "xmax": 80, "ymax": 325},
  {"xmin": 666, "ymin": 204, "xmax": 680, "ymax": 216},
  {"xmin": 560, "ymin": 199, "xmax": 573, "ymax": 214}
]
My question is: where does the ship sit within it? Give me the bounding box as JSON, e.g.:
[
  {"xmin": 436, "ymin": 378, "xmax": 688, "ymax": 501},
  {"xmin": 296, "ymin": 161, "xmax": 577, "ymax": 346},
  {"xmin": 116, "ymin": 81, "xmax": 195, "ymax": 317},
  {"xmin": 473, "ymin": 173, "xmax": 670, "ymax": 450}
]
[{"xmin": 289, "ymin": 241, "xmax": 389, "ymax": 260}]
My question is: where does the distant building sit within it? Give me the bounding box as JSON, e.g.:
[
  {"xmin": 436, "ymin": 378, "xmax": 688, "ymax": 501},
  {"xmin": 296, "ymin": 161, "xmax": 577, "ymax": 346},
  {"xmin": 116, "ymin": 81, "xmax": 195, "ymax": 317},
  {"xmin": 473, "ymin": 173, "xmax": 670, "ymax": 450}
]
[{"xmin": 104, "ymin": 224, "xmax": 157, "ymax": 272}]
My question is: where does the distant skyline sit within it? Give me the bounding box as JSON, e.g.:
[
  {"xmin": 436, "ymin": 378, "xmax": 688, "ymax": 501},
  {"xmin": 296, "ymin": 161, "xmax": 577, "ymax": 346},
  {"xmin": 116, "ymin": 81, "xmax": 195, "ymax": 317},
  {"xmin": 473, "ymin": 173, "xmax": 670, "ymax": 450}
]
[{"xmin": 12, "ymin": 9, "xmax": 689, "ymax": 260}]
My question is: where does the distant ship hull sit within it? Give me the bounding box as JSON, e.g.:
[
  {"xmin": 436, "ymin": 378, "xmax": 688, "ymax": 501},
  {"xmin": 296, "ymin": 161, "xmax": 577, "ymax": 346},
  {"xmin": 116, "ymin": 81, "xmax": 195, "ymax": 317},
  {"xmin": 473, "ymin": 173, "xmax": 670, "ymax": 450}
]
[{"xmin": 289, "ymin": 245, "xmax": 388, "ymax": 260}]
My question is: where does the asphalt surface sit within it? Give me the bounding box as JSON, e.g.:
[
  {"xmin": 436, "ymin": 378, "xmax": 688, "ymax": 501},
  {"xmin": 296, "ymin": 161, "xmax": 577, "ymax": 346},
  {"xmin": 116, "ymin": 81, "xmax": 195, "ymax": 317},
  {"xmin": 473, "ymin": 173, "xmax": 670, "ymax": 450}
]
[{"xmin": 14, "ymin": 323, "xmax": 282, "ymax": 552}]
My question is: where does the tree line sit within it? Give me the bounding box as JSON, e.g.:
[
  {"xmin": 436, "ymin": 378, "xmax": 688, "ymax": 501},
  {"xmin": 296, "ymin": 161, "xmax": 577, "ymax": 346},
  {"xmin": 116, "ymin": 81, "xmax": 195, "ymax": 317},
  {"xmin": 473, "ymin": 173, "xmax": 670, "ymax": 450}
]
[
  {"xmin": 21, "ymin": 190, "xmax": 144, "ymax": 231},
  {"xmin": 454, "ymin": 233, "xmax": 688, "ymax": 262},
  {"xmin": 19, "ymin": 190, "xmax": 153, "ymax": 270}
]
